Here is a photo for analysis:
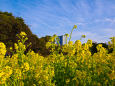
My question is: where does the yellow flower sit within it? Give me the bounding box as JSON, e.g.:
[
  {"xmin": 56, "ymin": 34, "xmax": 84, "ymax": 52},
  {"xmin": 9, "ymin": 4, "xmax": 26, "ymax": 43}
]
[
  {"xmin": 0, "ymin": 66, "xmax": 12, "ymax": 84},
  {"xmin": 75, "ymin": 40, "xmax": 81, "ymax": 45},
  {"xmin": 23, "ymin": 62, "xmax": 29, "ymax": 71},
  {"xmin": 4, "ymin": 66, "xmax": 12, "ymax": 76},
  {"xmin": 0, "ymin": 42, "xmax": 6, "ymax": 58},
  {"xmin": 66, "ymin": 79, "xmax": 70, "ymax": 84},
  {"xmin": 20, "ymin": 81, "xmax": 24, "ymax": 86},
  {"xmin": 81, "ymin": 35, "xmax": 86, "ymax": 38},
  {"xmin": 15, "ymin": 69, "xmax": 22, "ymax": 79},
  {"xmin": 20, "ymin": 32, "xmax": 27, "ymax": 37},
  {"xmin": 73, "ymin": 25, "xmax": 77, "ymax": 29},
  {"xmin": 108, "ymin": 70, "xmax": 115, "ymax": 80},
  {"xmin": 53, "ymin": 34, "xmax": 57, "ymax": 38},
  {"xmin": 38, "ymin": 80, "xmax": 42, "ymax": 84},
  {"xmin": 46, "ymin": 42, "xmax": 51, "ymax": 49},
  {"xmin": 64, "ymin": 34, "xmax": 69, "ymax": 37},
  {"xmin": 14, "ymin": 43, "xmax": 18, "ymax": 50},
  {"xmin": 82, "ymin": 43, "xmax": 89, "ymax": 50},
  {"xmin": 44, "ymin": 75, "xmax": 49, "ymax": 80},
  {"xmin": 87, "ymin": 39, "xmax": 92, "ymax": 47},
  {"xmin": 97, "ymin": 83, "xmax": 101, "ymax": 86},
  {"xmin": 0, "ymin": 71, "xmax": 4, "ymax": 78},
  {"xmin": 60, "ymin": 56, "xmax": 65, "ymax": 61},
  {"xmin": 18, "ymin": 42, "xmax": 26, "ymax": 50},
  {"xmin": 75, "ymin": 40, "xmax": 82, "ymax": 50},
  {"xmin": 33, "ymin": 84, "xmax": 36, "ymax": 86},
  {"xmin": 10, "ymin": 47, "xmax": 12, "ymax": 50},
  {"xmin": 68, "ymin": 41, "xmax": 73, "ymax": 46},
  {"xmin": 0, "ymin": 77, "xmax": 7, "ymax": 84},
  {"xmin": 96, "ymin": 44, "xmax": 102, "ymax": 51}
]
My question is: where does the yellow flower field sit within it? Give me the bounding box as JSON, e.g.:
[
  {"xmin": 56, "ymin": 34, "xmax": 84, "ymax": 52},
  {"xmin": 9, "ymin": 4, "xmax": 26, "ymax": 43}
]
[{"xmin": 0, "ymin": 30, "xmax": 115, "ymax": 86}]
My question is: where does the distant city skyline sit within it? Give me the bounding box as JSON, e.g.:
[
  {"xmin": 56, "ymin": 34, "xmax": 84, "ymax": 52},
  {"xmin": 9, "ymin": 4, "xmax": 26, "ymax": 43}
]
[{"xmin": 0, "ymin": 0, "xmax": 115, "ymax": 43}]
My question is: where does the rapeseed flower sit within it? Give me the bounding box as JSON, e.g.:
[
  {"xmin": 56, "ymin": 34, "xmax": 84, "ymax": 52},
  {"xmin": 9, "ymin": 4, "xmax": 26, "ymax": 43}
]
[
  {"xmin": 20, "ymin": 32, "xmax": 27, "ymax": 37},
  {"xmin": 0, "ymin": 42, "xmax": 6, "ymax": 58},
  {"xmin": 73, "ymin": 25, "xmax": 77, "ymax": 29},
  {"xmin": 23, "ymin": 62, "xmax": 29, "ymax": 72}
]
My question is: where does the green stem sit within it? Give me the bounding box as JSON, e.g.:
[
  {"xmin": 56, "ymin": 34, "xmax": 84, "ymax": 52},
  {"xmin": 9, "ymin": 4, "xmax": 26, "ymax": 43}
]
[
  {"xmin": 1, "ymin": 58, "xmax": 3, "ymax": 67},
  {"xmin": 66, "ymin": 37, "xmax": 67, "ymax": 44},
  {"xmin": 69, "ymin": 27, "xmax": 74, "ymax": 42},
  {"xmin": 113, "ymin": 37, "xmax": 115, "ymax": 52}
]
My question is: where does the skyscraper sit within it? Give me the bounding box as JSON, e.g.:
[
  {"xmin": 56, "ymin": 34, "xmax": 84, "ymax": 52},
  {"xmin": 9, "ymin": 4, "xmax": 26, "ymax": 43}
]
[{"xmin": 58, "ymin": 35, "xmax": 66, "ymax": 45}]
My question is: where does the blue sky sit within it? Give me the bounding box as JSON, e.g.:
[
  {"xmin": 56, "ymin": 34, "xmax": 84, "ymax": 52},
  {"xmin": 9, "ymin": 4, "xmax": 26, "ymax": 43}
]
[{"xmin": 0, "ymin": 0, "xmax": 115, "ymax": 43}]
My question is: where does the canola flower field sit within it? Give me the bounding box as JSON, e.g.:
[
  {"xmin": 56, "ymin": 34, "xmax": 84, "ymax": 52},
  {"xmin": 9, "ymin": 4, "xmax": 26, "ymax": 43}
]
[{"xmin": 0, "ymin": 26, "xmax": 115, "ymax": 86}]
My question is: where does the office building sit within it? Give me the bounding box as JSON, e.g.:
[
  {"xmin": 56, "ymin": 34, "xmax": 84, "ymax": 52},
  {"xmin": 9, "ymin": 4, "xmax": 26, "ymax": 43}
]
[{"xmin": 58, "ymin": 35, "xmax": 66, "ymax": 45}]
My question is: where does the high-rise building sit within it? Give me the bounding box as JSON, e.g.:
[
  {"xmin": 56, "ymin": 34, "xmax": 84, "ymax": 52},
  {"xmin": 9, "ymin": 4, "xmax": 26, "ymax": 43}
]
[{"xmin": 58, "ymin": 35, "xmax": 66, "ymax": 45}]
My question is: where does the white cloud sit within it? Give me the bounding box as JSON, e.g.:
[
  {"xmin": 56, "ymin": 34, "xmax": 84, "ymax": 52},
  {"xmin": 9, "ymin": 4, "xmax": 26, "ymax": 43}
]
[
  {"xmin": 95, "ymin": 18, "xmax": 115, "ymax": 24},
  {"xmin": 104, "ymin": 18, "xmax": 115, "ymax": 24},
  {"xmin": 103, "ymin": 28, "xmax": 115, "ymax": 36}
]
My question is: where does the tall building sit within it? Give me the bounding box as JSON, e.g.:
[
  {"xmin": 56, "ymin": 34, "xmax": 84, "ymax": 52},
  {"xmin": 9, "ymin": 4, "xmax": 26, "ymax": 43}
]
[{"xmin": 58, "ymin": 35, "xmax": 66, "ymax": 45}]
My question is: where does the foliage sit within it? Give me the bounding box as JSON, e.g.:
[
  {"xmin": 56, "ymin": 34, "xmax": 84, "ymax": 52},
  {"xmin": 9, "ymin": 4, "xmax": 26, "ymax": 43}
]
[
  {"xmin": 0, "ymin": 11, "xmax": 51, "ymax": 56},
  {"xmin": 0, "ymin": 32, "xmax": 54, "ymax": 86}
]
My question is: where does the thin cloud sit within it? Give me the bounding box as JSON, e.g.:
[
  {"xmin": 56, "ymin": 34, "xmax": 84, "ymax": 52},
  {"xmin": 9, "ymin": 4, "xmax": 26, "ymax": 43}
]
[
  {"xmin": 103, "ymin": 28, "xmax": 115, "ymax": 36},
  {"xmin": 0, "ymin": 0, "xmax": 115, "ymax": 43},
  {"xmin": 104, "ymin": 18, "xmax": 115, "ymax": 24},
  {"xmin": 95, "ymin": 18, "xmax": 115, "ymax": 23}
]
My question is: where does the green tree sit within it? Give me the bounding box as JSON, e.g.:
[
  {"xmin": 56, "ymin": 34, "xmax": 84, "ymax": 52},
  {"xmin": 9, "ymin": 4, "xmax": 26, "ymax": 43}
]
[{"xmin": 0, "ymin": 11, "xmax": 51, "ymax": 56}]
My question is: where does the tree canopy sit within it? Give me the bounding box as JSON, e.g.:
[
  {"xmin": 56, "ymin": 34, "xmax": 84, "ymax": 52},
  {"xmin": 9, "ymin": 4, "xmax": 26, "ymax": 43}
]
[{"xmin": 0, "ymin": 11, "xmax": 50, "ymax": 56}]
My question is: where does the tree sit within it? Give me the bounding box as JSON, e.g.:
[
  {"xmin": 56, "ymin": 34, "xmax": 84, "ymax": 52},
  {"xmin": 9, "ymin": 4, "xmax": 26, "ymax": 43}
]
[{"xmin": 0, "ymin": 11, "xmax": 50, "ymax": 56}]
